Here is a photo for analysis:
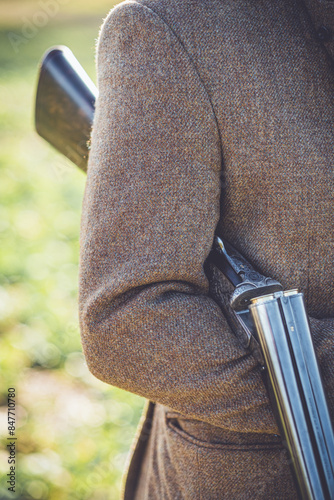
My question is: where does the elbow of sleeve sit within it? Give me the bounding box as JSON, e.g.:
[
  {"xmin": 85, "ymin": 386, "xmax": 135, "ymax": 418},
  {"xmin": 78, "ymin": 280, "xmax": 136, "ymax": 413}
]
[{"xmin": 79, "ymin": 293, "xmax": 119, "ymax": 385}]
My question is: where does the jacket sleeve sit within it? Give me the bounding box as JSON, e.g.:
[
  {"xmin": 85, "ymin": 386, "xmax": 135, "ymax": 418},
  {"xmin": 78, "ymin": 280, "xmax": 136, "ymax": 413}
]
[{"xmin": 79, "ymin": 0, "xmax": 278, "ymax": 434}]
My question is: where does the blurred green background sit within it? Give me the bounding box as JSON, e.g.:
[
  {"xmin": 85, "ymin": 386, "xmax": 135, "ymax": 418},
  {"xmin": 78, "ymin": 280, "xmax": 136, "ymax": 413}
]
[{"xmin": 0, "ymin": 1, "xmax": 145, "ymax": 498}]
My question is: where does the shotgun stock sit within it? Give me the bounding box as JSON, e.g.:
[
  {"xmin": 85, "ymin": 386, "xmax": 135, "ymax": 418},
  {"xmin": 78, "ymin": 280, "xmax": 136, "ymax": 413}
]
[{"xmin": 35, "ymin": 46, "xmax": 97, "ymax": 172}]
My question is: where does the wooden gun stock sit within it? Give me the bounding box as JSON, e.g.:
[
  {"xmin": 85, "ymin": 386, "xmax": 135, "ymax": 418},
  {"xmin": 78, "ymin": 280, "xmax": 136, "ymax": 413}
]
[{"xmin": 35, "ymin": 46, "xmax": 97, "ymax": 172}]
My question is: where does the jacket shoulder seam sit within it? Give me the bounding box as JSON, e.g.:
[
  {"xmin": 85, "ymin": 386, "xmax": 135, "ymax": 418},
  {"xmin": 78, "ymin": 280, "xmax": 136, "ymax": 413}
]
[
  {"xmin": 103, "ymin": 0, "xmax": 222, "ymax": 162},
  {"xmin": 138, "ymin": 2, "xmax": 222, "ymax": 159}
]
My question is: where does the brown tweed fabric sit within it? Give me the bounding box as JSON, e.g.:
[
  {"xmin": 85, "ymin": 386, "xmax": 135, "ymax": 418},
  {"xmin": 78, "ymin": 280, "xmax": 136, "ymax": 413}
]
[{"xmin": 79, "ymin": 0, "xmax": 334, "ymax": 498}]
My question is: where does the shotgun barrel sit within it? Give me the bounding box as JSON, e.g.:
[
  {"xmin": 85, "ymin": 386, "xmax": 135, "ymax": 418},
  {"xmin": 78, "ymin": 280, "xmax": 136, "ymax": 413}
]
[
  {"xmin": 213, "ymin": 237, "xmax": 334, "ymax": 499},
  {"xmin": 250, "ymin": 291, "xmax": 334, "ymax": 499}
]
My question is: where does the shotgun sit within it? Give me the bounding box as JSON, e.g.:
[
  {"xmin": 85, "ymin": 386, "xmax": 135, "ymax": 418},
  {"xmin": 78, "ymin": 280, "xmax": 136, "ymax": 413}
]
[
  {"xmin": 35, "ymin": 45, "xmax": 96, "ymax": 172},
  {"xmin": 34, "ymin": 46, "xmax": 334, "ymax": 499}
]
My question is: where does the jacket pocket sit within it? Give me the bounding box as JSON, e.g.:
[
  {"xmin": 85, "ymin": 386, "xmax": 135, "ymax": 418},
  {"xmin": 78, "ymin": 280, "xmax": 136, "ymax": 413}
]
[{"xmin": 164, "ymin": 412, "xmax": 298, "ymax": 500}]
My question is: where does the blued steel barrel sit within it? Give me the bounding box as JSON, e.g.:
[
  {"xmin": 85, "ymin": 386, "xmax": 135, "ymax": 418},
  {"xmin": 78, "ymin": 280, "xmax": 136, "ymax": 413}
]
[{"xmin": 250, "ymin": 290, "xmax": 334, "ymax": 500}]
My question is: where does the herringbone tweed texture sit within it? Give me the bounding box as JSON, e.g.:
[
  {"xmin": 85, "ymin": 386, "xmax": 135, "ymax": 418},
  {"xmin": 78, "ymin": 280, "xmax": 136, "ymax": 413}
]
[{"xmin": 79, "ymin": 0, "xmax": 333, "ymax": 498}]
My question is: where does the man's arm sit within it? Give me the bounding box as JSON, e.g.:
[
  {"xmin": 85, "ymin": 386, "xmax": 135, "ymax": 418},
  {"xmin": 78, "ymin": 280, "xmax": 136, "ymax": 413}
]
[{"xmin": 79, "ymin": 1, "xmax": 277, "ymax": 434}]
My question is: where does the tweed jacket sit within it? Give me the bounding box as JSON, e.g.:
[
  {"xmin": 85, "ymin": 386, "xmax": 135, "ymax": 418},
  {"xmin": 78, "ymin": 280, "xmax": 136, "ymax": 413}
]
[{"xmin": 79, "ymin": 0, "xmax": 334, "ymax": 498}]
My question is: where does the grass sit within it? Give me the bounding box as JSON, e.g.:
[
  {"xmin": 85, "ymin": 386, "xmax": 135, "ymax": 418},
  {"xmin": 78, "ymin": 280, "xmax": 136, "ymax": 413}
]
[{"xmin": 0, "ymin": 3, "xmax": 145, "ymax": 499}]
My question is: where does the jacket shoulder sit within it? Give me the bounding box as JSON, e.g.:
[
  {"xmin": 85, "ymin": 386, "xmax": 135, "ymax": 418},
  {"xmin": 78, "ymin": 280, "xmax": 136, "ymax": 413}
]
[{"xmin": 98, "ymin": 0, "xmax": 167, "ymax": 44}]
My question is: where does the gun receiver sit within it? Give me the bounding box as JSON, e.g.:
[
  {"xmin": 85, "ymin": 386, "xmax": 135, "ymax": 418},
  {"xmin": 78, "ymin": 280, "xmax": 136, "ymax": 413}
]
[{"xmin": 212, "ymin": 237, "xmax": 334, "ymax": 500}]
